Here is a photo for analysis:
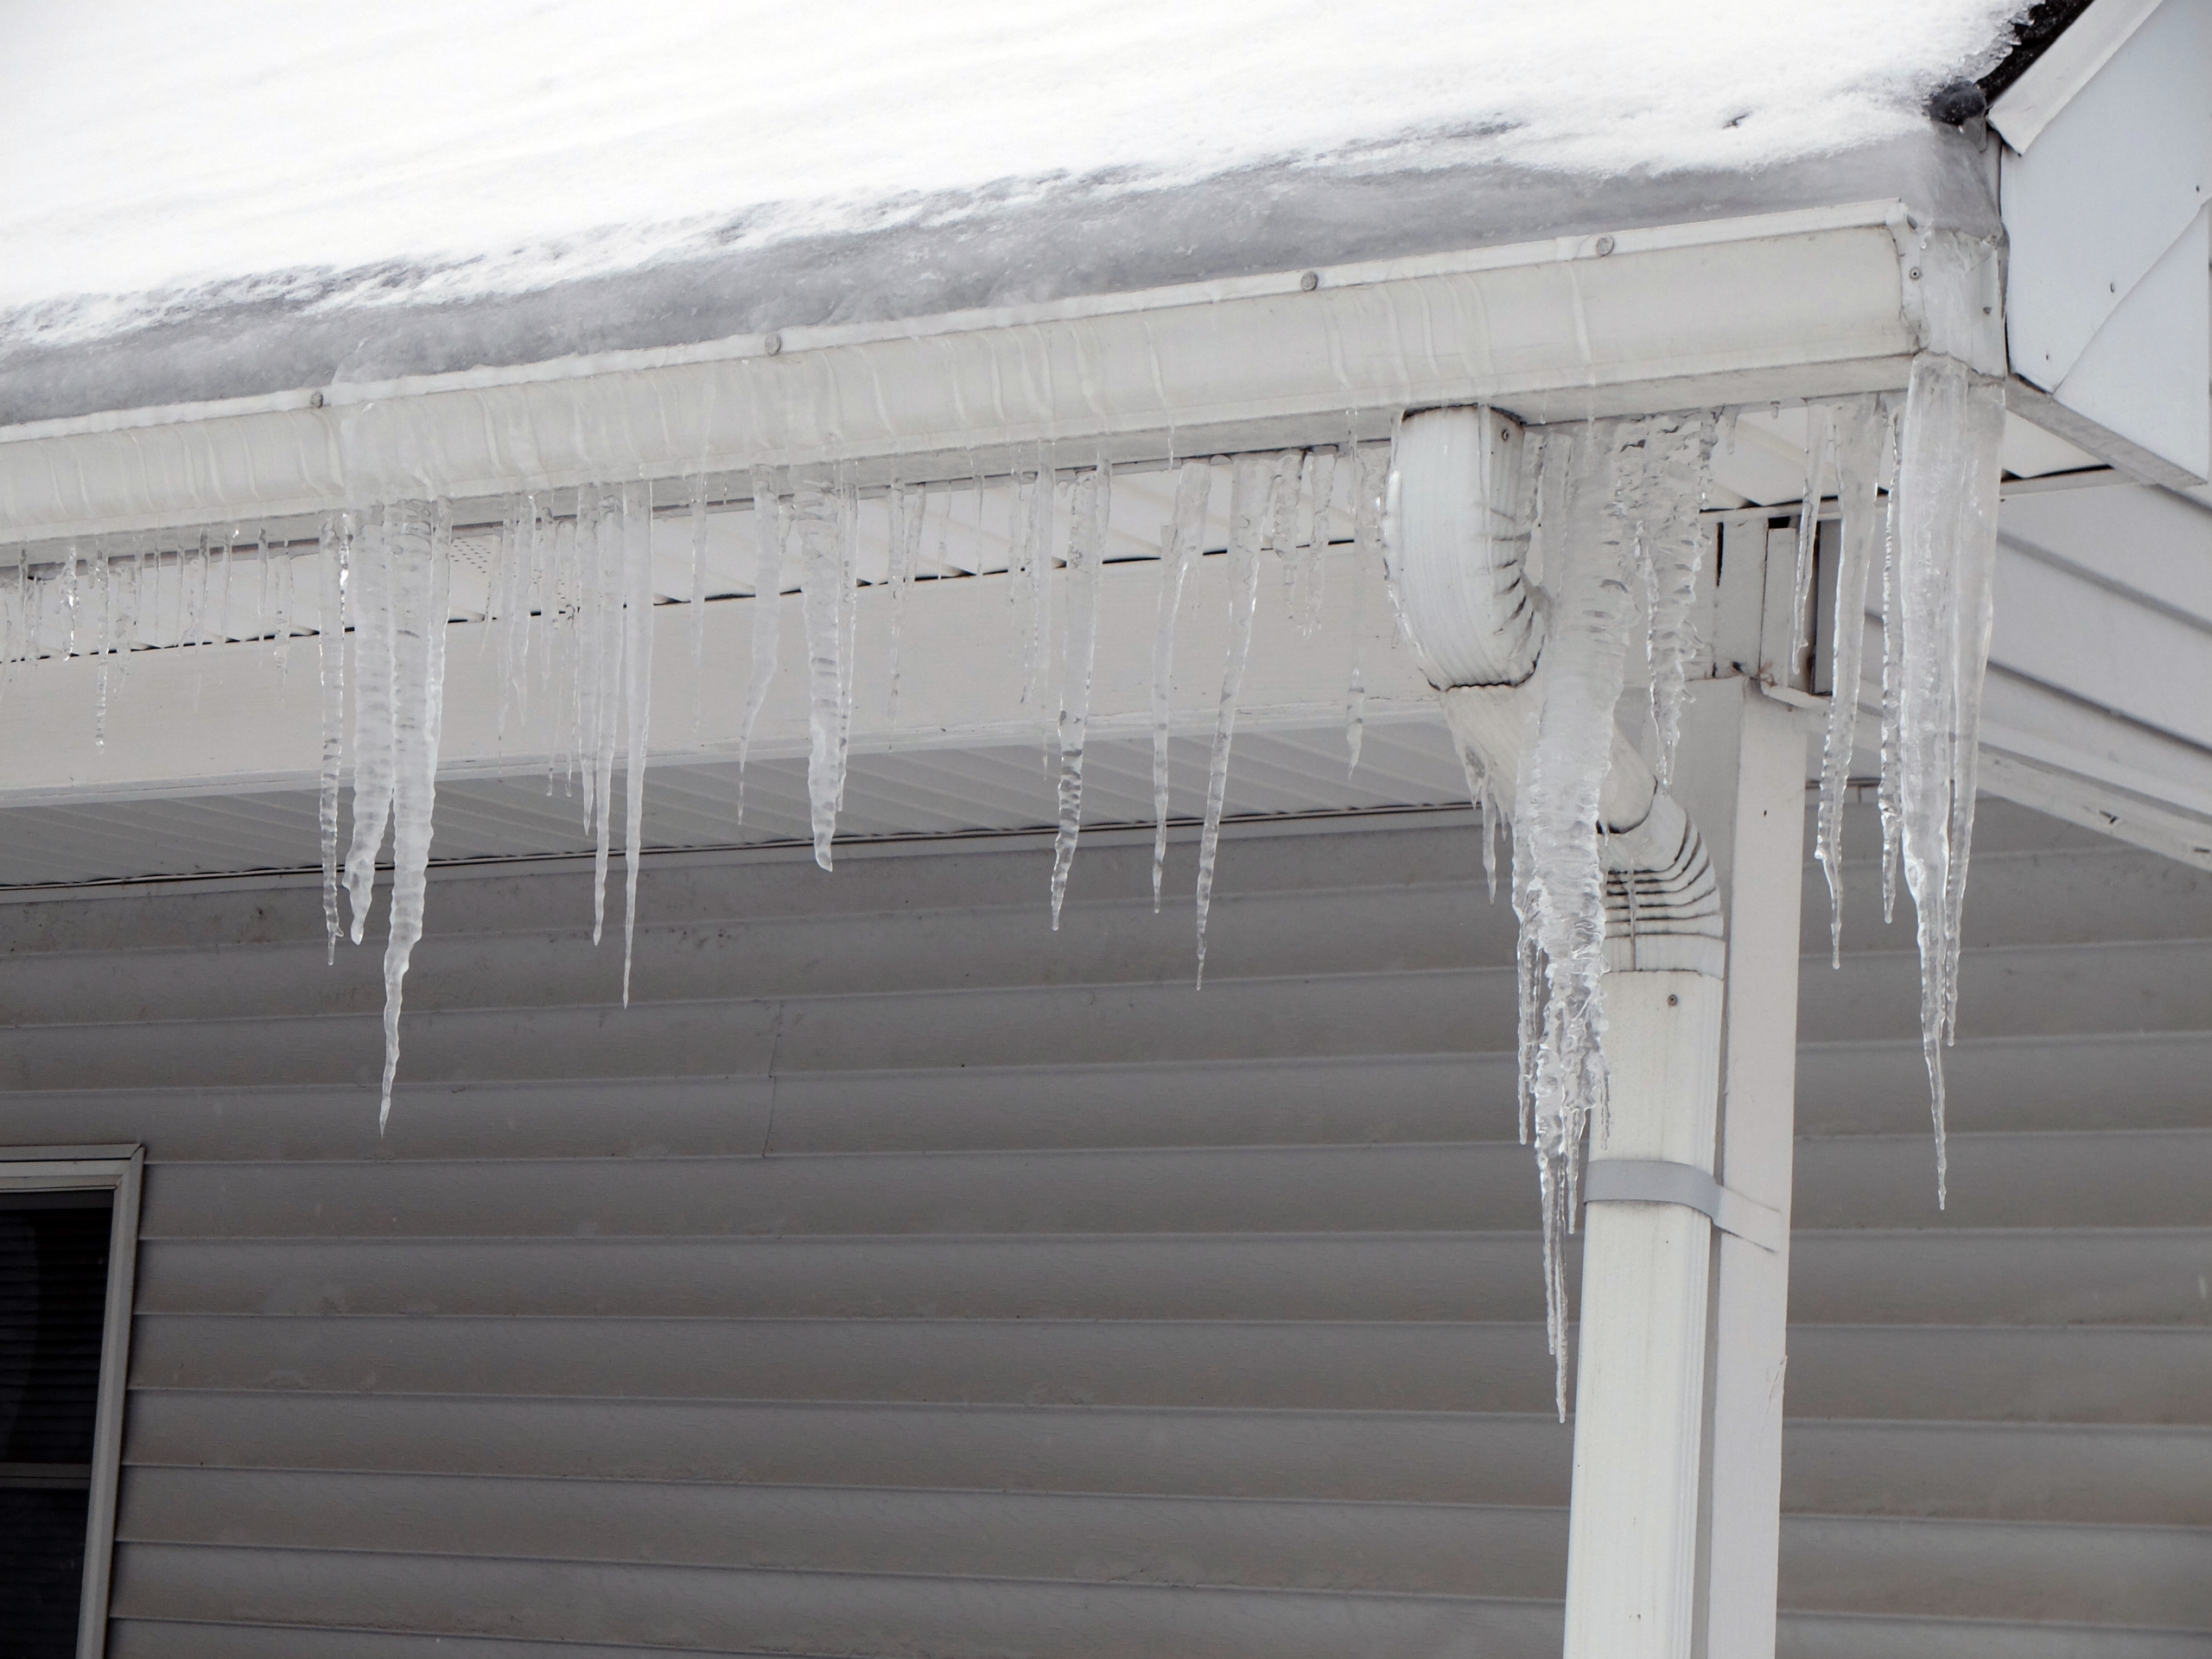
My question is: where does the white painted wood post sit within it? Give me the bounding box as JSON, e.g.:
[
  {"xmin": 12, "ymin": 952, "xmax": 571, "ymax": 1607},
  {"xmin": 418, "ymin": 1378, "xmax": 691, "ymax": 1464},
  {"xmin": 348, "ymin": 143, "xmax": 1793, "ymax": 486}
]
[
  {"xmin": 1559, "ymin": 676, "xmax": 1807, "ymax": 1659},
  {"xmin": 1563, "ymin": 970, "xmax": 1725, "ymax": 1658},
  {"xmin": 1676, "ymin": 677, "xmax": 1808, "ymax": 1659}
]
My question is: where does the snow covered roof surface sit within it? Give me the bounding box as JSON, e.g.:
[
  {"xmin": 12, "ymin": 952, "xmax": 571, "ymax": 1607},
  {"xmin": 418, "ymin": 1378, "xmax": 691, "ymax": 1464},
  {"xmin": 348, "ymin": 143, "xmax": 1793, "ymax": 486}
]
[{"xmin": 3, "ymin": 0, "xmax": 2025, "ymax": 419}]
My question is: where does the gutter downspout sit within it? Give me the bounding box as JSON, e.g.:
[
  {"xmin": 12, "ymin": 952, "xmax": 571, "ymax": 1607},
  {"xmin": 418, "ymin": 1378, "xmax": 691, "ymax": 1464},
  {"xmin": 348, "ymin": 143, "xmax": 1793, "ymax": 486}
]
[{"xmin": 1386, "ymin": 405, "xmax": 1747, "ymax": 1659}]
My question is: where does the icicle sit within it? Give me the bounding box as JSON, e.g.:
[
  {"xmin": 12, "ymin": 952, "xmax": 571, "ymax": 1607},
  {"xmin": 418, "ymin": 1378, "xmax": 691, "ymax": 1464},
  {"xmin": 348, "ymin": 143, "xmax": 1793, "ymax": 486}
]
[
  {"xmin": 1789, "ymin": 405, "xmax": 1833, "ymax": 678},
  {"xmin": 216, "ymin": 532, "xmax": 235, "ymax": 643},
  {"xmin": 736, "ymin": 470, "xmax": 785, "ymax": 822},
  {"xmin": 1815, "ymin": 395, "xmax": 1890, "ymax": 966},
  {"xmin": 117, "ymin": 545, "xmax": 143, "ymax": 684},
  {"xmin": 342, "ymin": 507, "xmax": 397, "ymax": 945},
  {"xmin": 1296, "ymin": 447, "xmax": 1336, "ymax": 637},
  {"xmin": 587, "ymin": 490, "xmax": 627, "ymax": 944},
  {"xmin": 833, "ymin": 472, "xmax": 861, "ymax": 813},
  {"xmin": 887, "ymin": 482, "xmax": 922, "ymax": 726},
  {"xmin": 255, "ymin": 531, "xmax": 271, "ymax": 642},
  {"xmin": 687, "ymin": 476, "xmax": 710, "ymax": 739},
  {"xmin": 270, "ymin": 531, "xmax": 294, "ymax": 676},
  {"xmin": 1480, "ymin": 778, "xmax": 1500, "ymax": 902},
  {"xmin": 376, "ymin": 499, "xmax": 451, "ymax": 1130},
  {"xmin": 318, "ymin": 515, "xmax": 349, "ymax": 964},
  {"xmin": 1344, "ymin": 435, "xmax": 1380, "ymax": 773},
  {"xmin": 1051, "ymin": 463, "xmax": 1108, "ymax": 929},
  {"xmin": 1891, "ymin": 354, "xmax": 2005, "ymax": 1205},
  {"xmin": 620, "ymin": 481, "xmax": 656, "ymax": 1006},
  {"xmin": 1878, "ymin": 404, "xmax": 1906, "ymax": 925},
  {"xmin": 1196, "ymin": 454, "xmax": 1272, "ymax": 984},
  {"xmin": 1149, "ymin": 459, "xmax": 1214, "ymax": 912},
  {"xmin": 1025, "ymin": 453, "xmax": 1055, "ymax": 709},
  {"xmin": 1514, "ymin": 419, "xmax": 1639, "ymax": 1409},
  {"xmin": 90, "ymin": 545, "xmax": 111, "ymax": 746},
  {"xmin": 1628, "ymin": 413, "xmax": 1718, "ymax": 788},
  {"xmin": 1266, "ymin": 448, "xmax": 1304, "ymax": 615},
  {"xmin": 795, "ymin": 478, "xmax": 846, "ymax": 868},
  {"xmin": 60, "ymin": 542, "xmax": 79, "ymax": 658}
]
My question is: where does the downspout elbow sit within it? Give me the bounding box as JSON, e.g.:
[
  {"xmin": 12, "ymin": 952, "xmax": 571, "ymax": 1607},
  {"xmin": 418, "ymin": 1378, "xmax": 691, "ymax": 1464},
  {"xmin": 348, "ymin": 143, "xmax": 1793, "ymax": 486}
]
[{"xmin": 1388, "ymin": 406, "xmax": 1725, "ymax": 977}]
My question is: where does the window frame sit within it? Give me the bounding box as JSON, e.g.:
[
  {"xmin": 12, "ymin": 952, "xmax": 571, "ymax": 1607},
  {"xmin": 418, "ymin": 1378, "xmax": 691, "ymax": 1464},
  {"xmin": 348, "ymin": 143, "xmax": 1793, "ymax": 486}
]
[{"xmin": 1, "ymin": 1145, "xmax": 143, "ymax": 1659}]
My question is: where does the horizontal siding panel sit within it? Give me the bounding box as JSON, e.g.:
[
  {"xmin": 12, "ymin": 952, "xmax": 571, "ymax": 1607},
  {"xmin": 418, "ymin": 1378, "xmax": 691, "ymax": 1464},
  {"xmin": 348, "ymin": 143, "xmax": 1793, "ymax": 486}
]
[
  {"xmin": 109, "ymin": 1543, "xmax": 1562, "ymax": 1658},
  {"xmin": 0, "ymin": 969, "xmax": 1510, "ymax": 1092},
  {"xmin": 1783, "ymin": 1420, "xmax": 2212, "ymax": 1527},
  {"xmin": 1790, "ymin": 1130, "xmax": 2212, "ymax": 1230},
  {"xmin": 116, "ymin": 1467, "xmax": 1567, "ymax": 1598},
  {"xmin": 128, "ymin": 1316, "xmax": 1567, "ymax": 1414},
  {"xmin": 122, "ymin": 1392, "xmax": 1573, "ymax": 1503},
  {"xmin": 1777, "ymin": 1611, "xmax": 2212, "ymax": 1659},
  {"xmin": 1794, "ymin": 1033, "xmax": 2212, "ymax": 1136},
  {"xmin": 0, "ymin": 1052, "xmax": 1508, "ymax": 1162},
  {"xmin": 134, "ymin": 1233, "xmax": 1562, "ymax": 1322},
  {"xmin": 1785, "ymin": 1230, "xmax": 2212, "ymax": 1325},
  {"xmin": 1781, "ymin": 1327, "xmax": 2212, "ymax": 1425},
  {"xmin": 0, "ymin": 884, "xmax": 1505, "ymax": 1024},
  {"xmin": 137, "ymin": 1143, "xmax": 1537, "ymax": 1240},
  {"xmin": 134, "ymin": 1229, "xmax": 2212, "ymax": 1325},
  {"xmin": 1777, "ymin": 1515, "xmax": 2212, "ymax": 1628},
  {"xmin": 1793, "ymin": 940, "xmax": 2212, "ymax": 1045}
]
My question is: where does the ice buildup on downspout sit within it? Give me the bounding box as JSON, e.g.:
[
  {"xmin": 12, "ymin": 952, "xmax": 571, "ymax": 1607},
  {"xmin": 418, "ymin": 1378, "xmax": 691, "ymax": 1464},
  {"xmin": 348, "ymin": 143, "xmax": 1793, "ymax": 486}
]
[{"xmin": 1383, "ymin": 405, "xmax": 1726, "ymax": 1389}]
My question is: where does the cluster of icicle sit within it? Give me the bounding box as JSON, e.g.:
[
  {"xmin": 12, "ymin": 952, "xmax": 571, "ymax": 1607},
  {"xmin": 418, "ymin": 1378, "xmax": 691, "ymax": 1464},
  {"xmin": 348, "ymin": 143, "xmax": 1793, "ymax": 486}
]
[
  {"xmin": 1802, "ymin": 357, "xmax": 2005, "ymax": 1204},
  {"xmin": 313, "ymin": 445, "xmax": 1376, "ymax": 1125},
  {"xmin": 0, "ymin": 525, "xmax": 326, "ymax": 745},
  {"xmin": 1465, "ymin": 354, "xmax": 2003, "ymax": 1378},
  {"xmin": 1485, "ymin": 410, "xmax": 1723, "ymax": 1386}
]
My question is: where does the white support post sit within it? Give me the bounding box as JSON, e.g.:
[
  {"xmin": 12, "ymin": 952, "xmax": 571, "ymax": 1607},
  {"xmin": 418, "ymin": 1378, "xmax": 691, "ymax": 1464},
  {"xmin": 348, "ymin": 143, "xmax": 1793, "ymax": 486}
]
[
  {"xmin": 1675, "ymin": 677, "xmax": 1809, "ymax": 1659},
  {"xmin": 1559, "ymin": 675, "xmax": 1807, "ymax": 1659},
  {"xmin": 1564, "ymin": 970, "xmax": 1726, "ymax": 1658}
]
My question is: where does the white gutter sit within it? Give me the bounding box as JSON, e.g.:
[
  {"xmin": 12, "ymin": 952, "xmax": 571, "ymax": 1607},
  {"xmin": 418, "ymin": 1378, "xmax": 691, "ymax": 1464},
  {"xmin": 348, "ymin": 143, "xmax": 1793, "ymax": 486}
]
[{"xmin": 0, "ymin": 200, "xmax": 1999, "ymax": 545}]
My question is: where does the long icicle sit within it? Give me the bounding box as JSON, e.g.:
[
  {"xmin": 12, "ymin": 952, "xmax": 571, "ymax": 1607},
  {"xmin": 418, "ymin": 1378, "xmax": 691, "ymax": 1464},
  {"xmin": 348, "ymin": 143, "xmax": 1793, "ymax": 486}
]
[
  {"xmin": 1051, "ymin": 463, "xmax": 1108, "ymax": 929},
  {"xmin": 1513, "ymin": 419, "xmax": 1639, "ymax": 1412},
  {"xmin": 1631, "ymin": 414, "xmax": 1719, "ymax": 789},
  {"xmin": 377, "ymin": 499, "xmax": 450, "ymax": 1130},
  {"xmin": 1195, "ymin": 454, "xmax": 1272, "ymax": 985},
  {"xmin": 1344, "ymin": 436, "xmax": 1380, "ymax": 774},
  {"xmin": 1891, "ymin": 353, "xmax": 2005, "ymax": 1205},
  {"xmin": 620, "ymin": 481, "xmax": 657, "ymax": 1006},
  {"xmin": 588, "ymin": 489, "xmax": 627, "ymax": 944},
  {"xmin": 796, "ymin": 478, "xmax": 846, "ymax": 868},
  {"xmin": 1790, "ymin": 404, "xmax": 1834, "ymax": 679},
  {"xmin": 737, "ymin": 471, "xmax": 785, "ymax": 822},
  {"xmin": 342, "ymin": 506, "xmax": 397, "ymax": 945},
  {"xmin": 1877, "ymin": 403, "xmax": 1907, "ymax": 924},
  {"xmin": 1815, "ymin": 395, "xmax": 1890, "ymax": 966},
  {"xmin": 687, "ymin": 476, "xmax": 710, "ymax": 739},
  {"xmin": 1149, "ymin": 459, "xmax": 1213, "ymax": 911},
  {"xmin": 1294, "ymin": 448, "xmax": 1335, "ymax": 636},
  {"xmin": 317, "ymin": 514, "xmax": 350, "ymax": 963}
]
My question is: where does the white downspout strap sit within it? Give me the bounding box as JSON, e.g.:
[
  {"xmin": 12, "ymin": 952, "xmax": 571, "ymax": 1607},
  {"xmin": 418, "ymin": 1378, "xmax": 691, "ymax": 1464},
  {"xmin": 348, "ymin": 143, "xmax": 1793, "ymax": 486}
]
[{"xmin": 1584, "ymin": 1157, "xmax": 1784, "ymax": 1254}]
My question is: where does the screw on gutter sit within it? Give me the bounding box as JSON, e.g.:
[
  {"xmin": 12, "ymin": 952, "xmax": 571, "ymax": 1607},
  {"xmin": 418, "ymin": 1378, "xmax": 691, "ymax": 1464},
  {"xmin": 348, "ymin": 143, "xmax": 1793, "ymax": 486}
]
[
  {"xmin": 1299, "ymin": 270, "xmax": 1319, "ymax": 291},
  {"xmin": 308, "ymin": 391, "xmax": 324, "ymax": 409},
  {"xmin": 1909, "ymin": 268, "xmax": 1921, "ymax": 281},
  {"xmin": 1593, "ymin": 234, "xmax": 1616, "ymax": 257},
  {"xmin": 763, "ymin": 332, "xmax": 783, "ymax": 355}
]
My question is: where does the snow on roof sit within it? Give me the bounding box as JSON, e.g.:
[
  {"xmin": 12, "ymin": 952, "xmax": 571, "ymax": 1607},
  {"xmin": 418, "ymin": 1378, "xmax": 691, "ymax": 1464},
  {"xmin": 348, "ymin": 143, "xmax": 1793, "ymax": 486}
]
[{"xmin": 1, "ymin": 0, "xmax": 2025, "ymax": 418}]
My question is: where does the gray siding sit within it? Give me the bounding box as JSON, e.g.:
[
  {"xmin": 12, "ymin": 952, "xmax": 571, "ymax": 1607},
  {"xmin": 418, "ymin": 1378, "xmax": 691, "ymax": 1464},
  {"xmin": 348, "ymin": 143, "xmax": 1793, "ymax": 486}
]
[{"xmin": 0, "ymin": 808, "xmax": 2205, "ymax": 1656}]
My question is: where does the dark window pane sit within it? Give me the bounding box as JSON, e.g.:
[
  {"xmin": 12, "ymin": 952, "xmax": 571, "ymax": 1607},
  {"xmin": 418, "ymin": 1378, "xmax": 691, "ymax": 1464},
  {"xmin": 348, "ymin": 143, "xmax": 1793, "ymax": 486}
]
[{"xmin": 0, "ymin": 1193, "xmax": 113, "ymax": 1659}]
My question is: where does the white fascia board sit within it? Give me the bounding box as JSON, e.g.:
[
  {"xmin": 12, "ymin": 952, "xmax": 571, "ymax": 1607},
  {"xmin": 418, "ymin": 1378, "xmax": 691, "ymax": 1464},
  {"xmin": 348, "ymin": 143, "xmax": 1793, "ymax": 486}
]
[
  {"xmin": 1988, "ymin": 0, "xmax": 2166, "ymax": 155},
  {"xmin": 0, "ymin": 200, "xmax": 1992, "ymax": 545},
  {"xmin": 0, "ymin": 544, "xmax": 1433, "ymax": 807},
  {"xmin": 1999, "ymin": 0, "xmax": 2211, "ymax": 484}
]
